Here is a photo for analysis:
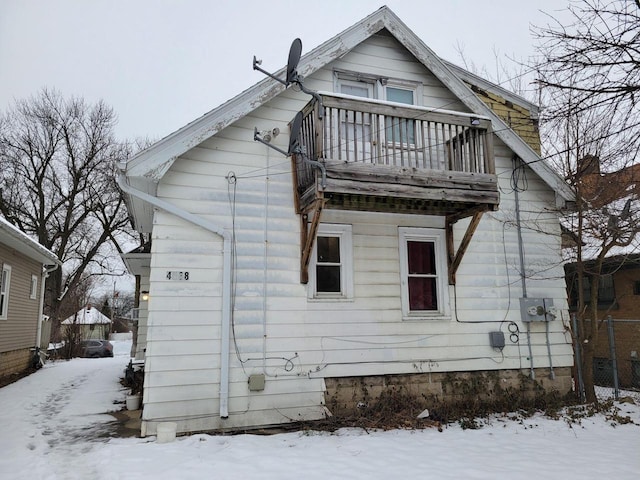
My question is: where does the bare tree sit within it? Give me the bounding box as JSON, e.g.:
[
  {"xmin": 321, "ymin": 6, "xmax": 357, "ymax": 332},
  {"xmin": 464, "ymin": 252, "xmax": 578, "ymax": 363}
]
[
  {"xmin": 534, "ymin": 0, "xmax": 640, "ymax": 402},
  {"xmin": 0, "ymin": 89, "xmax": 136, "ymax": 338},
  {"xmin": 534, "ymin": 0, "xmax": 640, "ymax": 164}
]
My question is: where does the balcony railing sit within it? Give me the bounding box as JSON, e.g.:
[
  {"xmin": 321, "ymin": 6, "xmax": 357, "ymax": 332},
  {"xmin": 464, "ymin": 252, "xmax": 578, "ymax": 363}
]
[{"xmin": 294, "ymin": 92, "xmax": 498, "ymax": 216}]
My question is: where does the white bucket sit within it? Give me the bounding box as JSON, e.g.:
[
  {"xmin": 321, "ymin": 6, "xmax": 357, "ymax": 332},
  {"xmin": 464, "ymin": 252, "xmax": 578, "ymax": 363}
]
[
  {"xmin": 156, "ymin": 422, "xmax": 177, "ymax": 443},
  {"xmin": 125, "ymin": 394, "xmax": 141, "ymax": 411}
]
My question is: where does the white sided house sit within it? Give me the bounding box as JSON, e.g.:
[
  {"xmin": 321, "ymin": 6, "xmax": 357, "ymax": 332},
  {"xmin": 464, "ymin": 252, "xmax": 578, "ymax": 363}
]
[{"xmin": 119, "ymin": 7, "xmax": 575, "ymax": 436}]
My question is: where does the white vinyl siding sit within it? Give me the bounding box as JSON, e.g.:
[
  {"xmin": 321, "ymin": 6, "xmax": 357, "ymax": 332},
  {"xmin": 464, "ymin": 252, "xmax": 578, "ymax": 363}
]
[{"xmin": 139, "ymin": 32, "xmax": 574, "ymax": 434}]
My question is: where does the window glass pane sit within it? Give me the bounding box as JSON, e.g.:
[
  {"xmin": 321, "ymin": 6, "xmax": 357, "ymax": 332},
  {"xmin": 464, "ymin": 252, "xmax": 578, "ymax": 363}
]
[
  {"xmin": 385, "ymin": 88, "xmax": 415, "ymax": 145},
  {"xmin": 317, "ymin": 237, "xmax": 340, "ymax": 263},
  {"xmin": 341, "ymin": 84, "xmax": 370, "ymax": 98},
  {"xmin": 599, "ymin": 274, "xmax": 614, "ymax": 303},
  {"xmin": 0, "ymin": 269, "xmax": 7, "ymax": 315},
  {"xmin": 408, "ymin": 277, "xmax": 438, "ymax": 310},
  {"xmin": 30, "ymin": 275, "xmax": 37, "ymax": 298},
  {"xmin": 387, "ymin": 87, "xmax": 414, "ymax": 105},
  {"xmin": 407, "ymin": 241, "xmax": 435, "ymax": 275},
  {"xmin": 317, "ymin": 266, "xmax": 341, "ymax": 292}
]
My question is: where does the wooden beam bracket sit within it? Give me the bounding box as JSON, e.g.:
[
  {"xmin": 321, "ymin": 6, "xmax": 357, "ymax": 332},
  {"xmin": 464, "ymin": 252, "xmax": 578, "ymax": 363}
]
[
  {"xmin": 300, "ymin": 197, "xmax": 325, "ymax": 284},
  {"xmin": 446, "ymin": 211, "xmax": 484, "ymax": 285}
]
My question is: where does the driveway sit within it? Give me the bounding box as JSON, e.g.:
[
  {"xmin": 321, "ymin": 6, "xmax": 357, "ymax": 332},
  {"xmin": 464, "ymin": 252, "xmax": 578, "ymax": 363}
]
[{"xmin": 0, "ymin": 341, "xmax": 134, "ymax": 476}]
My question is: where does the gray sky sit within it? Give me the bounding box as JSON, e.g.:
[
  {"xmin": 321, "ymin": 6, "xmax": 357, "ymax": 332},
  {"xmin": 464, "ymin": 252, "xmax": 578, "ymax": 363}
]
[{"xmin": 0, "ymin": 0, "xmax": 572, "ymax": 141}]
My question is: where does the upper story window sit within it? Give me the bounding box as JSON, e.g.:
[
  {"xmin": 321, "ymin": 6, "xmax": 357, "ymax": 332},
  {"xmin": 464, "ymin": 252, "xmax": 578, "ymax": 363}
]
[
  {"xmin": 339, "ymin": 78, "xmax": 374, "ymax": 98},
  {"xmin": 309, "ymin": 224, "xmax": 353, "ymax": 300},
  {"xmin": 384, "ymin": 84, "xmax": 417, "ymax": 145},
  {"xmin": 334, "ymin": 71, "xmax": 422, "ymax": 161},
  {"xmin": 399, "ymin": 228, "xmax": 449, "ymax": 319},
  {"xmin": 0, "ymin": 264, "xmax": 11, "ymax": 319}
]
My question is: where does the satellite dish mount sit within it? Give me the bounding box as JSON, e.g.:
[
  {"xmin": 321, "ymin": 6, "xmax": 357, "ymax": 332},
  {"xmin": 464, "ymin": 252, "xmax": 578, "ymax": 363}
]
[
  {"xmin": 253, "ymin": 38, "xmax": 302, "ymax": 87},
  {"xmin": 253, "ymin": 39, "xmax": 326, "ymax": 187},
  {"xmin": 253, "ymin": 38, "xmax": 323, "ymax": 117}
]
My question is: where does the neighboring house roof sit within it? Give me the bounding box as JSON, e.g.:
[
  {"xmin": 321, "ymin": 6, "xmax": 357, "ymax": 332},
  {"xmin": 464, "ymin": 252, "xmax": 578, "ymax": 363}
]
[
  {"xmin": 562, "ymin": 157, "xmax": 640, "ymax": 260},
  {"xmin": 61, "ymin": 306, "xmax": 111, "ymax": 325},
  {"xmin": 578, "ymin": 160, "xmax": 640, "ymax": 209},
  {"xmin": 565, "ymin": 252, "xmax": 640, "ymax": 274},
  {"xmin": 0, "ymin": 216, "xmax": 61, "ymax": 266},
  {"xmin": 119, "ymin": 6, "xmax": 574, "ymax": 232}
]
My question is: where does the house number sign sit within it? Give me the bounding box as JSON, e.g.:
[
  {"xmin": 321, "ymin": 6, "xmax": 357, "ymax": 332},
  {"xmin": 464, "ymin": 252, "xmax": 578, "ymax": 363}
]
[{"xmin": 166, "ymin": 271, "xmax": 190, "ymax": 281}]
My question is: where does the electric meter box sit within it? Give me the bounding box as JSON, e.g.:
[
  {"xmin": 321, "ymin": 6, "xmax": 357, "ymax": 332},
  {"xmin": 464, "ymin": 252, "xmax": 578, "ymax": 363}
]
[{"xmin": 520, "ymin": 298, "xmax": 555, "ymax": 322}]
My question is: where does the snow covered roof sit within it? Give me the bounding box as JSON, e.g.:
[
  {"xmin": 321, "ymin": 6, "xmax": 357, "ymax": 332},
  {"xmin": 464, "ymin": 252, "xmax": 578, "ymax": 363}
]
[
  {"xmin": 61, "ymin": 306, "xmax": 111, "ymax": 325},
  {"xmin": 119, "ymin": 6, "xmax": 574, "ymax": 232},
  {"xmin": 0, "ymin": 216, "xmax": 61, "ymax": 266}
]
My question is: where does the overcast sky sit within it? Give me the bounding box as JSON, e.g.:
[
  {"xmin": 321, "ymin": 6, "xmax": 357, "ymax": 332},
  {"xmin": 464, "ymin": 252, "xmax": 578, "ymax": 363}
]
[{"xmin": 1, "ymin": 0, "xmax": 572, "ymax": 142}]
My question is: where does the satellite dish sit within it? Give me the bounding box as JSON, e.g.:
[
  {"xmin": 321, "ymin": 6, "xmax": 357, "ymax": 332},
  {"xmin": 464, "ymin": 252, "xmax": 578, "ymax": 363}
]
[
  {"xmin": 286, "ymin": 38, "xmax": 302, "ymax": 85},
  {"xmin": 288, "ymin": 111, "xmax": 303, "ymax": 155},
  {"xmin": 253, "ymin": 37, "xmax": 303, "ymax": 87}
]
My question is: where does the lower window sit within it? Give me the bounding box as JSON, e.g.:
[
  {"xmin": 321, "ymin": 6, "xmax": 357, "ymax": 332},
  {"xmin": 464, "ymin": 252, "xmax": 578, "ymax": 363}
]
[
  {"xmin": 309, "ymin": 224, "xmax": 353, "ymax": 300},
  {"xmin": 399, "ymin": 228, "xmax": 449, "ymax": 318}
]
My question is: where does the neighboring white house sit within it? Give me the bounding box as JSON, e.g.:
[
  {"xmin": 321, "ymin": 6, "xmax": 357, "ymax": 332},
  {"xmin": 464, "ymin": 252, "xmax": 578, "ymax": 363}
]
[
  {"xmin": 118, "ymin": 7, "xmax": 576, "ymax": 436},
  {"xmin": 61, "ymin": 305, "xmax": 112, "ymax": 341},
  {"xmin": 0, "ymin": 216, "xmax": 61, "ymax": 378}
]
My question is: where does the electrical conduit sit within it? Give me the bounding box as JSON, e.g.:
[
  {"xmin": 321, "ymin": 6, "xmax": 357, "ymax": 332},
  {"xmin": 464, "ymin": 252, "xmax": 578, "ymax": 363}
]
[
  {"xmin": 116, "ymin": 173, "xmax": 232, "ymax": 419},
  {"xmin": 513, "ymin": 157, "xmax": 535, "ymax": 380}
]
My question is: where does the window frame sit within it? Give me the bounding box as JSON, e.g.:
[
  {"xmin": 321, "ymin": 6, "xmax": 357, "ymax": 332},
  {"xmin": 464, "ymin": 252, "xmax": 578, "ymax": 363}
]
[
  {"xmin": 1, "ymin": 264, "xmax": 12, "ymax": 319},
  {"xmin": 30, "ymin": 274, "xmax": 38, "ymax": 300},
  {"xmin": 334, "ymin": 70, "xmax": 378, "ymax": 98},
  {"xmin": 308, "ymin": 224, "xmax": 354, "ymax": 301},
  {"xmin": 398, "ymin": 227, "xmax": 450, "ymax": 319}
]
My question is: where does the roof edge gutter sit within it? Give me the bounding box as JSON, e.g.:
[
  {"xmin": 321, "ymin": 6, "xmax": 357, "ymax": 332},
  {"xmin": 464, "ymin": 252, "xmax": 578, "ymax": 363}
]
[{"xmin": 116, "ymin": 172, "xmax": 232, "ymax": 419}]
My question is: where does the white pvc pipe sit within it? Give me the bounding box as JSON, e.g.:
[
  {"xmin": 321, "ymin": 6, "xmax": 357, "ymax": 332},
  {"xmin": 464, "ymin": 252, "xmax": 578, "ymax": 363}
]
[
  {"xmin": 116, "ymin": 173, "xmax": 232, "ymax": 419},
  {"xmin": 35, "ymin": 263, "xmax": 59, "ymax": 350}
]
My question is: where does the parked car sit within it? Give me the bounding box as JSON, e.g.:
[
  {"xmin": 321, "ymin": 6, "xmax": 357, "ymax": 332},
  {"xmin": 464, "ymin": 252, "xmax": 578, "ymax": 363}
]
[{"xmin": 79, "ymin": 340, "xmax": 114, "ymax": 358}]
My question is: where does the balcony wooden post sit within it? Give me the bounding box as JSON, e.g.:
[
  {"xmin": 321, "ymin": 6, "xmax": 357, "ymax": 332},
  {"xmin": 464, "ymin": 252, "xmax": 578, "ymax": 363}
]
[{"xmin": 314, "ymin": 101, "xmax": 324, "ymax": 161}]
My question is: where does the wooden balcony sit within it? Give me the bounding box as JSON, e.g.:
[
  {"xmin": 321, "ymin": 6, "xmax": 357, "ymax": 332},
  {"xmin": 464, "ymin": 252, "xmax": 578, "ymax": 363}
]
[{"xmin": 293, "ymin": 92, "xmax": 499, "ymax": 219}]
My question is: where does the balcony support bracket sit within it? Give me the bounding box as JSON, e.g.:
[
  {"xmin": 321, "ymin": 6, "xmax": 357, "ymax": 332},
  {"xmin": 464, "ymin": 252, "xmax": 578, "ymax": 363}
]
[
  {"xmin": 300, "ymin": 197, "xmax": 325, "ymax": 284},
  {"xmin": 446, "ymin": 210, "xmax": 484, "ymax": 285}
]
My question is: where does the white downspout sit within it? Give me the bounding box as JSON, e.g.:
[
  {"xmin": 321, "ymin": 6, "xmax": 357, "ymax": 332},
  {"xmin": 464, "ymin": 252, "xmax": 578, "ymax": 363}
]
[
  {"xmin": 36, "ymin": 263, "xmax": 60, "ymax": 350},
  {"xmin": 116, "ymin": 173, "xmax": 232, "ymax": 419}
]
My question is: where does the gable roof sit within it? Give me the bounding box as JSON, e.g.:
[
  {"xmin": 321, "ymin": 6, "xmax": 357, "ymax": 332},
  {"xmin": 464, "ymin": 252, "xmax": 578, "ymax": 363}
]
[
  {"xmin": 0, "ymin": 216, "xmax": 61, "ymax": 266},
  {"xmin": 119, "ymin": 6, "xmax": 574, "ymax": 228}
]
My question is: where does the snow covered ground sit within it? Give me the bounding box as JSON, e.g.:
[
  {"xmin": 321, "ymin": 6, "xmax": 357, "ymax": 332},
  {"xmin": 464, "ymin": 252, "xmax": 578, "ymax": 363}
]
[{"xmin": 0, "ymin": 338, "xmax": 638, "ymax": 480}]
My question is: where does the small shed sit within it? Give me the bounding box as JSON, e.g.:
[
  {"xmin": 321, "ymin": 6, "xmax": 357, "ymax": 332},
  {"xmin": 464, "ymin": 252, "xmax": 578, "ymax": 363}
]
[{"xmin": 61, "ymin": 305, "xmax": 111, "ymax": 340}]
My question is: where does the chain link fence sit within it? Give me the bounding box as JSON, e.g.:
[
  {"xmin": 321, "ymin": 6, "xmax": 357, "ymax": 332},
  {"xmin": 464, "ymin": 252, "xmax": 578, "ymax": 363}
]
[{"xmin": 572, "ymin": 315, "xmax": 640, "ymax": 402}]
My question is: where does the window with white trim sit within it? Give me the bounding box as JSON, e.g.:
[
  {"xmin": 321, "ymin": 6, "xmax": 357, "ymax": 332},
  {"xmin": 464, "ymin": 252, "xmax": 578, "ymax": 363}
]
[
  {"xmin": 309, "ymin": 224, "xmax": 353, "ymax": 300},
  {"xmin": 0, "ymin": 264, "xmax": 11, "ymax": 319},
  {"xmin": 385, "ymin": 85, "xmax": 415, "ymax": 144},
  {"xmin": 336, "ymin": 76, "xmax": 375, "ymax": 162},
  {"xmin": 399, "ymin": 228, "xmax": 449, "ymax": 318},
  {"xmin": 30, "ymin": 274, "xmax": 38, "ymax": 300},
  {"xmin": 383, "ymin": 82, "xmax": 420, "ymax": 146}
]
